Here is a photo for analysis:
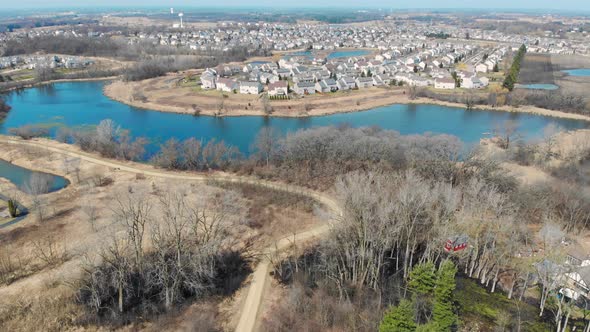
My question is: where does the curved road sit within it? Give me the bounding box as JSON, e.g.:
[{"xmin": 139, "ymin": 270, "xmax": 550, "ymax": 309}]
[{"xmin": 0, "ymin": 137, "xmax": 342, "ymax": 332}]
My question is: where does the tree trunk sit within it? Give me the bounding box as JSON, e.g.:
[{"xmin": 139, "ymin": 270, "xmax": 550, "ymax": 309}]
[
  {"xmin": 491, "ymin": 268, "xmax": 500, "ymax": 293},
  {"xmin": 519, "ymin": 272, "xmax": 529, "ymax": 302},
  {"xmin": 118, "ymin": 283, "xmax": 123, "ymax": 313},
  {"xmin": 562, "ymin": 310, "xmax": 570, "ymax": 332},
  {"xmin": 507, "ymin": 273, "xmax": 517, "ymax": 299}
]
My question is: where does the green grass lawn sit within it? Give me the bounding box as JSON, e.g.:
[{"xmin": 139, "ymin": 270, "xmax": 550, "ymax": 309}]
[{"xmin": 456, "ymin": 277, "xmax": 552, "ymax": 332}]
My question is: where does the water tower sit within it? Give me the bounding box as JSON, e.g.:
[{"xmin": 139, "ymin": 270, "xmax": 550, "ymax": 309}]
[{"xmin": 178, "ymin": 12, "xmax": 184, "ymax": 28}]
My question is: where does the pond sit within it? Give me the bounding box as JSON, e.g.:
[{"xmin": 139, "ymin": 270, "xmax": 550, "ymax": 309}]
[
  {"xmin": 516, "ymin": 83, "xmax": 560, "ymax": 90},
  {"xmin": 0, "ymin": 81, "xmax": 588, "ymax": 158},
  {"xmin": 562, "ymin": 69, "xmax": 590, "ymax": 77},
  {"xmin": 283, "ymin": 49, "xmax": 371, "ymax": 59},
  {"xmin": 0, "ymin": 159, "xmax": 69, "ymax": 193}
]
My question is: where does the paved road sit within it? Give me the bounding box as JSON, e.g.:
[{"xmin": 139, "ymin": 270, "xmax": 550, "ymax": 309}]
[{"xmin": 0, "ymin": 136, "xmax": 343, "ymax": 332}]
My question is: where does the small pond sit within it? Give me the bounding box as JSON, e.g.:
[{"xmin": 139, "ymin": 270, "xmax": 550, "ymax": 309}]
[
  {"xmin": 562, "ymin": 69, "xmax": 590, "ymax": 77},
  {"xmin": 0, "ymin": 159, "xmax": 69, "ymax": 193},
  {"xmin": 517, "ymin": 83, "xmax": 559, "ymax": 90}
]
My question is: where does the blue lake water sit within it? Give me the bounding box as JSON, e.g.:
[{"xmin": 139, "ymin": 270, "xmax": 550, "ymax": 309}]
[
  {"xmin": 517, "ymin": 83, "xmax": 560, "ymax": 90},
  {"xmin": 562, "ymin": 69, "xmax": 590, "ymax": 77},
  {"xmin": 0, "ymin": 159, "xmax": 69, "ymax": 193},
  {"xmin": 283, "ymin": 49, "xmax": 371, "ymax": 59},
  {"xmin": 327, "ymin": 50, "xmax": 371, "ymax": 59},
  {"xmin": 1, "ymin": 81, "xmax": 588, "ymax": 158}
]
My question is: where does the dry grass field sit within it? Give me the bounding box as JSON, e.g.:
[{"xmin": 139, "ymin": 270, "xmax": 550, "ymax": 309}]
[{"xmin": 0, "ymin": 138, "xmax": 324, "ymax": 331}]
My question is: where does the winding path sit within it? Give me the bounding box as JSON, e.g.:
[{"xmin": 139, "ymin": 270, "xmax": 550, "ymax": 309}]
[{"xmin": 0, "ymin": 136, "xmax": 343, "ymax": 332}]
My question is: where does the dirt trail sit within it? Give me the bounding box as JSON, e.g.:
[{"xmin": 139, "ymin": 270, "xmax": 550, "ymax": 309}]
[{"xmin": 0, "ymin": 136, "xmax": 342, "ymax": 332}]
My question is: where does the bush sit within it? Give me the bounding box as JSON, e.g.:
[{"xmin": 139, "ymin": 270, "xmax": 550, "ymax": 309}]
[
  {"xmin": 7, "ymin": 199, "xmax": 18, "ymax": 217},
  {"xmin": 8, "ymin": 125, "xmax": 50, "ymax": 140}
]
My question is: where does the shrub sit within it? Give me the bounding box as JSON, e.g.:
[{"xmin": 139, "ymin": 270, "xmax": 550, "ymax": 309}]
[
  {"xmin": 7, "ymin": 199, "xmax": 18, "ymax": 217},
  {"xmin": 8, "ymin": 125, "xmax": 50, "ymax": 140}
]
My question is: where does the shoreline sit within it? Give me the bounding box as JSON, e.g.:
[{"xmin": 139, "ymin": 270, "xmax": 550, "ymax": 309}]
[
  {"xmin": 1, "ymin": 75, "xmax": 119, "ymax": 93},
  {"xmin": 103, "ymin": 79, "xmax": 590, "ymax": 122}
]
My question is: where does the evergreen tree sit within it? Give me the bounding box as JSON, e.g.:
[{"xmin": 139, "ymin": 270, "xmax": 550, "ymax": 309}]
[
  {"xmin": 432, "ymin": 260, "xmax": 458, "ymax": 331},
  {"xmin": 379, "ymin": 299, "xmax": 417, "ymax": 332},
  {"xmin": 408, "ymin": 262, "xmax": 436, "ymax": 295}
]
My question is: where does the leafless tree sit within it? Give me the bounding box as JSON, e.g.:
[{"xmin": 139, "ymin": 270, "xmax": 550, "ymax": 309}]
[
  {"xmin": 62, "ymin": 157, "xmax": 81, "ymax": 182},
  {"xmin": 183, "ymin": 138, "xmax": 203, "ymax": 170},
  {"xmin": 493, "ymin": 119, "xmax": 520, "ymax": 149},
  {"xmin": 24, "ymin": 173, "xmax": 53, "ymax": 222},
  {"xmin": 252, "ymin": 127, "xmax": 280, "ymax": 167},
  {"xmin": 112, "ymin": 187, "xmax": 152, "ymax": 270},
  {"xmin": 80, "ymin": 196, "xmax": 99, "ymax": 231}
]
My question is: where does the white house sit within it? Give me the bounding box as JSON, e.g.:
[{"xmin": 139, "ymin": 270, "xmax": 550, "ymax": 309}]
[
  {"xmin": 216, "ymin": 78, "xmax": 238, "ymax": 92},
  {"xmin": 355, "ymin": 77, "xmax": 374, "ymax": 89},
  {"xmin": 239, "ymin": 81, "xmax": 263, "ymax": 95},
  {"xmin": 337, "ymin": 77, "xmax": 356, "ymax": 90},
  {"xmin": 463, "ymin": 77, "xmax": 484, "ymax": 89},
  {"xmin": 294, "ymin": 82, "xmax": 316, "ymax": 95},
  {"xmin": 475, "ymin": 63, "xmax": 488, "ymax": 73},
  {"xmin": 201, "ymin": 74, "xmax": 216, "ymax": 90},
  {"xmin": 565, "ymin": 266, "xmax": 590, "ymax": 300},
  {"xmin": 434, "ymin": 78, "xmax": 456, "ymax": 90},
  {"xmin": 268, "ymin": 81, "xmax": 289, "ymax": 97},
  {"xmin": 316, "ymin": 79, "xmax": 338, "ymax": 93}
]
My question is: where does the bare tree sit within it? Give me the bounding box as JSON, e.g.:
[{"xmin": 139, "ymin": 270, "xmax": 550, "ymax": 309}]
[
  {"xmin": 493, "ymin": 119, "xmax": 520, "ymax": 149},
  {"xmin": 252, "ymin": 127, "xmax": 280, "ymax": 167},
  {"xmin": 24, "ymin": 173, "xmax": 53, "ymax": 222},
  {"xmin": 112, "ymin": 187, "xmax": 152, "ymax": 270},
  {"xmin": 62, "ymin": 157, "xmax": 81, "ymax": 182},
  {"xmin": 80, "ymin": 196, "xmax": 99, "ymax": 231}
]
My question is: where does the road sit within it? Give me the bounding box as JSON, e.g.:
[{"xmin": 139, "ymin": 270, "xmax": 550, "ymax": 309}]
[{"xmin": 0, "ymin": 136, "xmax": 343, "ymax": 332}]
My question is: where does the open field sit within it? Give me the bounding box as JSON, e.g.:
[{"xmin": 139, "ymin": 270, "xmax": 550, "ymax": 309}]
[{"xmin": 519, "ymin": 53, "xmax": 558, "ymax": 84}]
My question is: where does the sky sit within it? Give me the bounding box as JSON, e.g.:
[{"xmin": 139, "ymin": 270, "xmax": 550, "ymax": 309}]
[{"xmin": 4, "ymin": 0, "xmax": 590, "ymax": 11}]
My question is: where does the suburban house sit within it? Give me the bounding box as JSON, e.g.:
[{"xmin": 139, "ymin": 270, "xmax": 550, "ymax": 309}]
[
  {"xmin": 476, "ymin": 63, "xmax": 488, "ymax": 73},
  {"xmin": 337, "ymin": 77, "xmax": 356, "ymax": 90},
  {"xmin": 463, "ymin": 77, "xmax": 484, "ymax": 89},
  {"xmin": 355, "ymin": 77, "xmax": 374, "ymax": 89},
  {"xmin": 268, "ymin": 81, "xmax": 289, "ymax": 97},
  {"xmin": 434, "ymin": 78, "xmax": 456, "ymax": 90},
  {"xmin": 259, "ymin": 72, "xmax": 280, "ymax": 84},
  {"xmin": 201, "ymin": 74, "xmax": 216, "ymax": 90},
  {"xmin": 239, "ymin": 81, "xmax": 263, "ymax": 95},
  {"xmin": 374, "ymin": 74, "xmax": 392, "ymax": 85},
  {"xmin": 216, "ymin": 78, "xmax": 238, "ymax": 92},
  {"xmin": 294, "ymin": 82, "xmax": 316, "ymax": 95},
  {"xmin": 565, "ymin": 266, "xmax": 590, "ymax": 300},
  {"xmin": 410, "ymin": 76, "xmax": 431, "ymax": 87},
  {"xmin": 315, "ymin": 79, "xmax": 339, "ymax": 93}
]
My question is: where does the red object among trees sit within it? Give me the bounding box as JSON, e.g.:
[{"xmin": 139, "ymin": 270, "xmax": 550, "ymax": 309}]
[{"xmin": 444, "ymin": 235, "xmax": 469, "ymax": 252}]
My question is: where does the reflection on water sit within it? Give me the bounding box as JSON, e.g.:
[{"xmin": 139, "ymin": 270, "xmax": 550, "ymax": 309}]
[
  {"xmin": 1, "ymin": 81, "xmax": 588, "ymax": 158},
  {"xmin": 0, "ymin": 159, "xmax": 69, "ymax": 193}
]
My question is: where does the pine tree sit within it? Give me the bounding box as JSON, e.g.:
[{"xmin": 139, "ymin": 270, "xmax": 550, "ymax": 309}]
[
  {"xmin": 432, "ymin": 260, "xmax": 458, "ymax": 331},
  {"xmin": 408, "ymin": 262, "xmax": 436, "ymax": 295},
  {"xmin": 379, "ymin": 299, "xmax": 417, "ymax": 332}
]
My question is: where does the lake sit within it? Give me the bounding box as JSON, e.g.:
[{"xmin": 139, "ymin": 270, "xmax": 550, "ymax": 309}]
[
  {"xmin": 516, "ymin": 83, "xmax": 560, "ymax": 90},
  {"xmin": 1, "ymin": 81, "xmax": 588, "ymax": 158},
  {"xmin": 0, "ymin": 159, "xmax": 69, "ymax": 193},
  {"xmin": 562, "ymin": 69, "xmax": 590, "ymax": 77},
  {"xmin": 283, "ymin": 49, "xmax": 371, "ymax": 59}
]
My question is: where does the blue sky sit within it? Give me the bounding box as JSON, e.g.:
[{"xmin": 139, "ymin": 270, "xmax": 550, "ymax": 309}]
[{"xmin": 6, "ymin": 0, "xmax": 590, "ymax": 11}]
